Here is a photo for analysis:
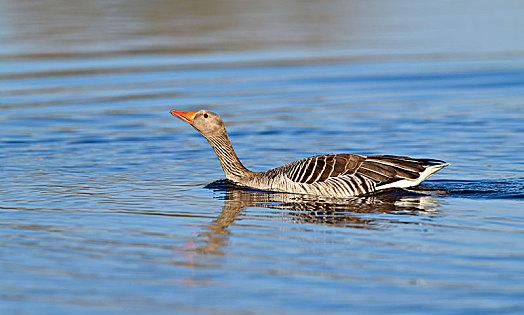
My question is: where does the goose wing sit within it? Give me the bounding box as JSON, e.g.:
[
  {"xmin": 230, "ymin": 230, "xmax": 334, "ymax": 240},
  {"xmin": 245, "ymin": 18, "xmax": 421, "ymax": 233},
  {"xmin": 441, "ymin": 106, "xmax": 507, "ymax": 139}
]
[
  {"xmin": 280, "ymin": 154, "xmax": 365, "ymax": 184},
  {"xmin": 278, "ymin": 154, "xmax": 447, "ymax": 194}
]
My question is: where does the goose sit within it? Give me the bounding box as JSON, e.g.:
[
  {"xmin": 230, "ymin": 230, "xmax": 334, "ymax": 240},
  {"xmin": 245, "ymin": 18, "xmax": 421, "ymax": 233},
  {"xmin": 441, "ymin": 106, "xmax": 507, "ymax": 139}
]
[{"xmin": 170, "ymin": 109, "xmax": 449, "ymax": 198}]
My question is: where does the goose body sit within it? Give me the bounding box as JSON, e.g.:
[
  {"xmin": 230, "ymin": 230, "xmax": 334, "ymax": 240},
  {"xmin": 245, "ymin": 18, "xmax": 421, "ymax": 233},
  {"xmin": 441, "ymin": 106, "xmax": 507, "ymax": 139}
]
[{"xmin": 171, "ymin": 109, "xmax": 449, "ymax": 198}]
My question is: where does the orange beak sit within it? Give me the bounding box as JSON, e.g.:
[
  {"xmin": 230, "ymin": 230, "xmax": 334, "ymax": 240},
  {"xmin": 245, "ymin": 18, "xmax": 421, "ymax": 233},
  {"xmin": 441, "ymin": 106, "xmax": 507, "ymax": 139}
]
[{"xmin": 170, "ymin": 109, "xmax": 198, "ymax": 124}]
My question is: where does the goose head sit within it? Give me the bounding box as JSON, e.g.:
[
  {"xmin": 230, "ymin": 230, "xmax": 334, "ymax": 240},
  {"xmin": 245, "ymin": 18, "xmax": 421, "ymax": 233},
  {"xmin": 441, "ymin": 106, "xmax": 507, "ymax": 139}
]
[{"xmin": 170, "ymin": 109, "xmax": 226, "ymax": 138}]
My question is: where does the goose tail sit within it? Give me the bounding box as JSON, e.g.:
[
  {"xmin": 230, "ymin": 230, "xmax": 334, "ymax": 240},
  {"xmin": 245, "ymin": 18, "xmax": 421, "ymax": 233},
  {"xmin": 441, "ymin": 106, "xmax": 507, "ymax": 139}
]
[{"xmin": 369, "ymin": 156, "xmax": 450, "ymax": 190}]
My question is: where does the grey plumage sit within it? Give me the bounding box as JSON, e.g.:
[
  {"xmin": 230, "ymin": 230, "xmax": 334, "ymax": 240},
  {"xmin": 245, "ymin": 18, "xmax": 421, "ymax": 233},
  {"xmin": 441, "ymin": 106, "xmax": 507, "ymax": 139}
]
[
  {"xmin": 250, "ymin": 154, "xmax": 448, "ymax": 197},
  {"xmin": 170, "ymin": 109, "xmax": 449, "ymax": 198}
]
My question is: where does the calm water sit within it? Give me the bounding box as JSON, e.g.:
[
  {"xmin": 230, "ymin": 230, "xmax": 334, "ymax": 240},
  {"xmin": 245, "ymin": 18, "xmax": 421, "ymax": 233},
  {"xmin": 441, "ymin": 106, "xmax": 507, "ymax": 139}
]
[{"xmin": 1, "ymin": 1, "xmax": 524, "ymax": 314}]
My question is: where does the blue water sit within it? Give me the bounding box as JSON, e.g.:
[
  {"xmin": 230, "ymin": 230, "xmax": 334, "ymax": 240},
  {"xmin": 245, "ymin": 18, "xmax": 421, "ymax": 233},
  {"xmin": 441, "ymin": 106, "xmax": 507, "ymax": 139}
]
[{"xmin": 1, "ymin": 1, "xmax": 524, "ymax": 314}]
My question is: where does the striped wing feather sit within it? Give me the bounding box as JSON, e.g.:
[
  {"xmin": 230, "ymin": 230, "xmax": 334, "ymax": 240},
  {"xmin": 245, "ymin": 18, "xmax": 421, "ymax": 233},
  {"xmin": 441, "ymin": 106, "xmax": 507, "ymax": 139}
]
[
  {"xmin": 281, "ymin": 154, "xmax": 446, "ymax": 194},
  {"xmin": 283, "ymin": 154, "xmax": 364, "ymax": 184}
]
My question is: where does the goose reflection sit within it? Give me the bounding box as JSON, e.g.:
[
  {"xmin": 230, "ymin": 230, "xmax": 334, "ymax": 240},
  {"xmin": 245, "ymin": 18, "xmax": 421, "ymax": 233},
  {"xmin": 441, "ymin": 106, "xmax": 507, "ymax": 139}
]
[{"xmin": 188, "ymin": 180, "xmax": 441, "ymax": 256}]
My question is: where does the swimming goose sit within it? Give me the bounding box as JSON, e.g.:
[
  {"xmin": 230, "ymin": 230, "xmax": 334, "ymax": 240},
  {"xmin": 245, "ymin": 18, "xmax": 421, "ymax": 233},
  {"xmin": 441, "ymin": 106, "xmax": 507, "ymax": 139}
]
[{"xmin": 170, "ymin": 109, "xmax": 449, "ymax": 198}]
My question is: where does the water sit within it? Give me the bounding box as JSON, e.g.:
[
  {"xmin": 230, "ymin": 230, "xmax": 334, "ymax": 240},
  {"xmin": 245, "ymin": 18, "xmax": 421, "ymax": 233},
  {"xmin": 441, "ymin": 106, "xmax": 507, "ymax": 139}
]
[{"xmin": 1, "ymin": 0, "xmax": 524, "ymax": 314}]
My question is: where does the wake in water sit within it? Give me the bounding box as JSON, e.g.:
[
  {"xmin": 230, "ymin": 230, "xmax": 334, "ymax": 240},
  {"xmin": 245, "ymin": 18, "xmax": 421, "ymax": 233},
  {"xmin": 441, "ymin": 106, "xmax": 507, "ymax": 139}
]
[
  {"xmin": 208, "ymin": 178, "xmax": 524, "ymax": 200},
  {"xmin": 421, "ymin": 179, "xmax": 524, "ymax": 199}
]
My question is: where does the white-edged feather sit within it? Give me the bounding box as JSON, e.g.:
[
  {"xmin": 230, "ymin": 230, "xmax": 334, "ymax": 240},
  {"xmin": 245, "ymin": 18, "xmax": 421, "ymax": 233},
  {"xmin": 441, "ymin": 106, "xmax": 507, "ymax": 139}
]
[{"xmin": 376, "ymin": 163, "xmax": 450, "ymax": 190}]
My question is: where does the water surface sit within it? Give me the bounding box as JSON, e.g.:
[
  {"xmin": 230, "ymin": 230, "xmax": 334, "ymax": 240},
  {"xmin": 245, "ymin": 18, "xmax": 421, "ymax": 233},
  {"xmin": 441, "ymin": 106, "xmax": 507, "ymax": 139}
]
[{"xmin": 1, "ymin": 1, "xmax": 524, "ymax": 314}]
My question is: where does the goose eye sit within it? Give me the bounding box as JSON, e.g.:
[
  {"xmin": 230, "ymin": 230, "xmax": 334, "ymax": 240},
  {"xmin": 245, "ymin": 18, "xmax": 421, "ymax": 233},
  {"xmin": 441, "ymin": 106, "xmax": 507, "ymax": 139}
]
[{"xmin": 204, "ymin": 113, "xmax": 209, "ymax": 118}]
